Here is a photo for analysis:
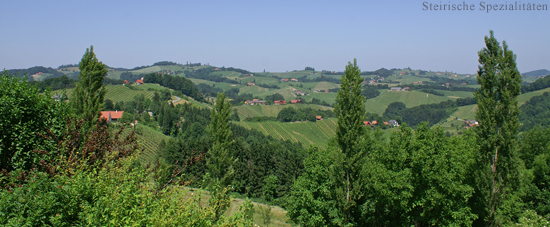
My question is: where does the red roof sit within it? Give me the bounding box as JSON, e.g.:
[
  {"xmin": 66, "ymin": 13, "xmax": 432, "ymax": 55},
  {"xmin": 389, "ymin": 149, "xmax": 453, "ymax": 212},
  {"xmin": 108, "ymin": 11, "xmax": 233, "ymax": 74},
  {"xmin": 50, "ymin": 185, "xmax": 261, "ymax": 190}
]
[
  {"xmin": 124, "ymin": 80, "xmax": 129, "ymax": 84},
  {"xmin": 135, "ymin": 79, "xmax": 144, "ymax": 84},
  {"xmin": 316, "ymin": 116, "xmax": 322, "ymax": 120},
  {"xmin": 100, "ymin": 111, "xmax": 124, "ymax": 121}
]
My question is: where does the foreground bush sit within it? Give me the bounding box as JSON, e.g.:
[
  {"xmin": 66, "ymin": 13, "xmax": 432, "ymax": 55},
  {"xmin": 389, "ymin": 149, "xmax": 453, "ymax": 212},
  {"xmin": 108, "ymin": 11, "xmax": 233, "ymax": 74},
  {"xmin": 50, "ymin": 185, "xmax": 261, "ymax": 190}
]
[{"xmin": 0, "ymin": 154, "xmax": 253, "ymax": 226}]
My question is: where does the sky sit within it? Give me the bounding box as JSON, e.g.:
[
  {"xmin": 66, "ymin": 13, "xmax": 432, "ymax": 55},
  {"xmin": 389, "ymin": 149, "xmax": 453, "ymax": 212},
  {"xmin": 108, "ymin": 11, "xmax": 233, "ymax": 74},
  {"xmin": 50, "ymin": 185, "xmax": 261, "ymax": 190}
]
[{"xmin": 1, "ymin": 0, "xmax": 549, "ymax": 74}]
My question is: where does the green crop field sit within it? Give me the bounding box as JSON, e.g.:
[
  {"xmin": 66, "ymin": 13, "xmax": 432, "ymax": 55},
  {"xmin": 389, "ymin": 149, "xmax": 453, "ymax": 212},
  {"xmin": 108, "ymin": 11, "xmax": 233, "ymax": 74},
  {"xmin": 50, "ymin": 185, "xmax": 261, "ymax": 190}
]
[
  {"xmin": 103, "ymin": 85, "xmax": 157, "ymax": 103},
  {"xmin": 234, "ymin": 103, "xmax": 333, "ymax": 119},
  {"xmin": 314, "ymin": 81, "xmax": 339, "ymax": 90},
  {"xmin": 131, "ymin": 83, "xmax": 167, "ymax": 91},
  {"xmin": 234, "ymin": 118, "xmax": 338, "ymax": 147}
]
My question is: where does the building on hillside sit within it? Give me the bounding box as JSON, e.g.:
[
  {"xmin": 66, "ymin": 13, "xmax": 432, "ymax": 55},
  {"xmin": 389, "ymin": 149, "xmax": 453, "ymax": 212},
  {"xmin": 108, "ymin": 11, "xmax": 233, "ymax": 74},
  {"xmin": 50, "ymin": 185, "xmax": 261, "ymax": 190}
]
[
  {"xmin": 245, "ymin": 100, "xmax": 266, "ymax": 105},
  {"xmin": 100, "ymin": 110, "xmax": 124, "ymax": 123},
  {"xmin": 371, "ymin": 120, "xmax": 378, "ymax": 125},
  {"xmin": 291, "ymin": 78, "xmax": 298, "ymax": 82},
  {"xmin": 135, "ymin": 77, "xmax": 144, "ymax": 85},
  {"xmin": 389, "ymin": 87, "xmax": 402, "ymax": 91},
  {"xmin": 383, "ymin": 122, "xmax": 389, "ymax": 126},
  {"xmin": 291, "ymin": 99, "xmax": 301, "ymax": 104},
  {"xmin": 274, "ymin": 100, "xmax": 286, "ymax": 105},
  {"xmin": 388, "ymin": 119, "xmax": 399, "ymax": 127},
  {"xmin": 316, "ymin": 116, "xmax": 323, "ymax": 120},
  {"xmin": 325, "ymin": 89, "xmax": 329, "ymax": 93},
  {"xmin": 403, "ymin": 87, "xmax": 410, "ymax": 91},
  {"xmin": 295, "ymin": 90, "xmax": 306, "ymax": 96},
  {"xmin": 247, "ymin": 82, "xmax": 255, "ymax": 86},
  {"xmin": 281, "ymin": 79, "xmax": 289, "ymax": 82}
]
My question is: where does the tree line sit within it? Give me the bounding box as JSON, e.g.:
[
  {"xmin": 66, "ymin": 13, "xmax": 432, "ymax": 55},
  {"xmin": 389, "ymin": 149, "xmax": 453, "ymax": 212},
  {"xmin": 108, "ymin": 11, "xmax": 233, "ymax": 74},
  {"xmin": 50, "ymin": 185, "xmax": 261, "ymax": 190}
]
[{"xmin": 143, "ymin": 73, "xmax": 205, "ymax": 102}]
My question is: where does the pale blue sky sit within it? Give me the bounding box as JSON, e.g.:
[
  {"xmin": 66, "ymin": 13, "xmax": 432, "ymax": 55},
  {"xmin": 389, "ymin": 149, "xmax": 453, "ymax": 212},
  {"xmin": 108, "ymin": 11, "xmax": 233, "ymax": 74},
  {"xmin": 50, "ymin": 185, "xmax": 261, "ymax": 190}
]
[{"xmin": 1, "ymin": 0, "xmax": 549, "ymax": 74}]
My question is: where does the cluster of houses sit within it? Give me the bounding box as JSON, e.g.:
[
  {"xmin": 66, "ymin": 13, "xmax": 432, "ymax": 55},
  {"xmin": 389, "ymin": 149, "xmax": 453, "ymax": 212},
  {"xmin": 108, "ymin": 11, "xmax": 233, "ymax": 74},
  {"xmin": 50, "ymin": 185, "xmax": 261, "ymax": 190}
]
[
  {"xmin": 245, "ymin": 99, "xmax": 302, "ymax": 105},
  {"xmin": 314, "ymin": 89, "xmax": 330, "ymax": 93},
  {"xmin": 280, "ymin": 78, "xmax": 298, "ymax": 82},
  {"xmin": 388, "ymin": 87, "xmax": 410, "ymax": 92},
  {"xmin": 363, "ymin": 119, "xmax": 399, "ymax": 127},
  {"xmin": 123, "ymin": 77, "xmax": 145, "ymax": 86},
  {"xmin": 464, "ymin": 119, "xmax": 479, "ymax": 129},
  {"xmin": 294, "ymin": 90, "xmax": 307, "ymax": 96},
  {"xmin": 363, "ymin": 77, "xmax": 385, "ymax": 84},
  {"xmin": 412, "ymin": 81, "xmax": 423, "ymax": 84}
]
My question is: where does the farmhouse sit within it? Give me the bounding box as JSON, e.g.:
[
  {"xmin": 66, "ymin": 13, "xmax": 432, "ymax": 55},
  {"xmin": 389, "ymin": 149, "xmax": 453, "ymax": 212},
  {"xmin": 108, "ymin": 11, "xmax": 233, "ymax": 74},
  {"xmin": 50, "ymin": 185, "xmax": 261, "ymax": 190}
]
[
  {"xmin": 291, "ymin": 78, "xmax": 298, "ymax": 82},
  {"xmin": 290, "ymin": 99, "xmax": 301, "ymax": 104},
  {"xmin": 246, "ymin": 82, "xmax": 255, "ymax": 86},
  {"xmin": 389, "ymin": 87, "xmax": 402, "ymax": 91},
  {"xmin": 245, "ymin": 100, "xmax": 266, "ymax": 105},
  {"xmin": 100, "ymin": 110, "xmax": 124, "ymax": 123},
  {"xmin": 274, "ymin": 100, "xmax": 286, "ymax": 105},
  {"xmin": 135, "ymin": 77, "xmax": 144, "ymax": 85},
  {"xmin": 388, "ymin": 120, "xmax": 399, "ymax": 127},
  {"xmin": 316, "ymin": 116, "xmax": 323, "ymax": 120},
  {"xmin": 281, "ymin": 79, "xmax": 289, "ymax": 82},
  {"xmin": 403, "ymin": 87, "xmax": 410, "ymax": 91}
]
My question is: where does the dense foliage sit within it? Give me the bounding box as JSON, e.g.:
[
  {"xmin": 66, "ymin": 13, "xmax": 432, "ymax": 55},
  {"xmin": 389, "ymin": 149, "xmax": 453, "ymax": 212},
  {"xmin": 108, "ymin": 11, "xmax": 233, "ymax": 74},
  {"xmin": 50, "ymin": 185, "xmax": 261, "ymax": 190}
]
[
  {"xmin": 521, "ymin": 74, "xmax": 550, "ymax": 93},
  {"xmin": 0, "ymin": 72, "xmax": 70, "ymax": 171},
  {"xmin": 277, "ymin": 107, "xmax": 335, "ymax": 122},
  {"xmin": 519, "ymin": 92, "xmax": 550, "ymax": 131}
]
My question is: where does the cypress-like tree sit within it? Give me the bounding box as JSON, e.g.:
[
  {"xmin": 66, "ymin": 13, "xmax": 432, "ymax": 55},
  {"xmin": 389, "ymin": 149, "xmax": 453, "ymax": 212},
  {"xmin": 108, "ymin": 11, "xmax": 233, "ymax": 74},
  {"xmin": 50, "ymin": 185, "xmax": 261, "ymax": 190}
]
[
  {"xmin": 474, "ymin": 30, "xmax": 522, "ymax": 226},
  {"xmin": 206, "ymin": 92, "xmax": 236, "ymax": 221},
  {"xmin": 71, "ymin": 46, "xmax": 108, "ymax": 129},
  {"xmin": 334, "ymin": 58, "xmax": 366, "ymax": 224}
]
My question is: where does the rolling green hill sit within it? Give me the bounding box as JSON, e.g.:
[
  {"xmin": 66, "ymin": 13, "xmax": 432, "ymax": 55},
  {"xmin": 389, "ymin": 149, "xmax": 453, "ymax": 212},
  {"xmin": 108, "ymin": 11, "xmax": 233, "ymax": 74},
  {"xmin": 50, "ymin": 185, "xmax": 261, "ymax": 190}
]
[
  {"xmin": 234, "ymin": 103, "xmax": 333, "ymax": 119},
  {"xmin": 234, "ymin": 118, "xmax": 338, "ymax": 147},
  {"xmin": 365, "ymin": 90, "xmax": 456, "ymax": 115}
]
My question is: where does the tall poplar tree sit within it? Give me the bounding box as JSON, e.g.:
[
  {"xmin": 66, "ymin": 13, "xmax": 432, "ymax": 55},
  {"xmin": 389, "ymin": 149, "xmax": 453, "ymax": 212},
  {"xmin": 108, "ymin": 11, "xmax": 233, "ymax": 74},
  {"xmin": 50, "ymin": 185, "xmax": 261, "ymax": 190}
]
[
  {"xmin": 334, "ymin": 58, "xmax": 366, "ymax": 224},
  {"xmin": 474, "ymin": 31, "xmax": 522, "ymax": 226},
  {"xmin": 206, "ymin": 92, "xmax": 236, "ymax": 221},
  {"xmin": 71, "ymin": 46, "xmax": 108, "ymax": 129}
]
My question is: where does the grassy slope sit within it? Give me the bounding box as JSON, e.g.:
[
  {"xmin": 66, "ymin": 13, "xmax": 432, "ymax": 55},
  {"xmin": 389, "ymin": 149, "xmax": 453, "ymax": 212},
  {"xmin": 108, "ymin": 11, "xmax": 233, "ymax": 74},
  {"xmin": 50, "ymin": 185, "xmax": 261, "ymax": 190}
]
[
  {"xmin": 234, "ymin": 118, "xmax": 338, "ymax": 148},
  {"xmin": 117, "ymin": 124, "xmax": 170, "ymax": 165}
]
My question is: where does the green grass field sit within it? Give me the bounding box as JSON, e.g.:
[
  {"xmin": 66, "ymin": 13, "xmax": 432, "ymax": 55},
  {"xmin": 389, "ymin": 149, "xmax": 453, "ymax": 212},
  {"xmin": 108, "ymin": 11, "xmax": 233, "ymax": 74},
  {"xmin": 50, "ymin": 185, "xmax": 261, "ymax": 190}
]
[
  {"xmin": 234, "ymin": 103, "xmax": 333, "ymax": 119},
  {"xmin": 234, "ymin": 118, "xmax": 338, "ymax": 147},
  {"xmin": 131, "ymin": 66, "xmax": 161, "ymax": 74}
]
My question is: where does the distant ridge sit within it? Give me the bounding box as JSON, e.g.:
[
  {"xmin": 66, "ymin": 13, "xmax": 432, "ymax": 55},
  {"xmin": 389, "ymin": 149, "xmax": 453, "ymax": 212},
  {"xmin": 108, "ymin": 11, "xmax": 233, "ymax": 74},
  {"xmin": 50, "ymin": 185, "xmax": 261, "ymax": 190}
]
[{"xmin": 522, "ymin": 69, "xmax": 550, "ymax": 77}]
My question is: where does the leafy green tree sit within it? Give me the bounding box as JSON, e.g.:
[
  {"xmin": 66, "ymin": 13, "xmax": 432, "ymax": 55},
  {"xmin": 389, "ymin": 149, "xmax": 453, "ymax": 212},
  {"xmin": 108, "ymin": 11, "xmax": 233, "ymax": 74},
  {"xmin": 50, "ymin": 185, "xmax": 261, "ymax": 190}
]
[
  {"xmin": 334, "ymin": 58, "xmax": 366, "ymax": 224},
  {"xmin": 71, "ymin": 46, "xmax": 108, "ymax": 129},
  {"xmin": 0, "ymin": 72, "xmax": 69, "ymax": 171},
  {"xmin": 473, "ymin": 30, "xmax": 523, "ymax": 226}
]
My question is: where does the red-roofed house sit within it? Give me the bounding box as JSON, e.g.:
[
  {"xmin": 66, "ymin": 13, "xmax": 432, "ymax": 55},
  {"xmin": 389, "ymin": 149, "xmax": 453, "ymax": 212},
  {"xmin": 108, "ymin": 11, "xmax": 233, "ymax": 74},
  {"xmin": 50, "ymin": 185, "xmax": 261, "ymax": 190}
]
[
  {"xmin": 100, "ymin": 111, "xmax": 124, "ymax": 123},
  {"xmin": 274, "ymin": 100, "xmax": 286, "ymax": 105},
  {"xmin": 316, "ymin": 116, "xmax": 322, "ymax": 120},
  {"xmin": 291, "ymin": 99, "xmax": 301, "ymax": 104}
]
